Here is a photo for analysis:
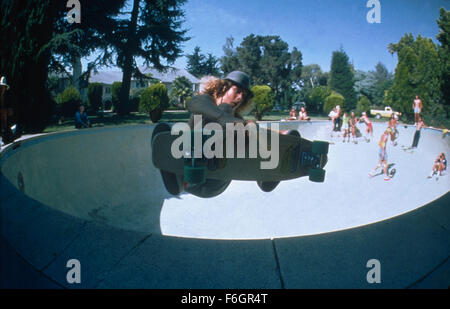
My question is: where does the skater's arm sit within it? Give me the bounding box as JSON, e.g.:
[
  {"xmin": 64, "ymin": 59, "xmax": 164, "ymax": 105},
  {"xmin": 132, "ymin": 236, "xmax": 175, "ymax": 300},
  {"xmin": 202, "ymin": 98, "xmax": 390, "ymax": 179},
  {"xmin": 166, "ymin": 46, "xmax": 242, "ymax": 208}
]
[{"xmin": 187, "ymin": 95, "xmax": 244, "ymax": 126}]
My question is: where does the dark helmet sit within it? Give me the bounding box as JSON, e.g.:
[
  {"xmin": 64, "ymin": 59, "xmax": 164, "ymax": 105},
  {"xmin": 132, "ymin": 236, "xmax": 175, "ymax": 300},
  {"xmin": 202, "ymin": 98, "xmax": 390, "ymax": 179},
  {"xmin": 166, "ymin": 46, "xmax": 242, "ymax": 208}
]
[{"xmin": 224, "ymin": 71, "xmax": 254, "ymax": 98}]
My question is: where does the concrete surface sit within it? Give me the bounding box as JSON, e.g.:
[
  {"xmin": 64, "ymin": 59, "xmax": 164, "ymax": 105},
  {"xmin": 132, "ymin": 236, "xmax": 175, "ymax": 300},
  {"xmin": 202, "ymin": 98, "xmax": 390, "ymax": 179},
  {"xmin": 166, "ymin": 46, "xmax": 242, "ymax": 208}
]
[{"xmin": 0, "ymin": 121, "xmax": 448, "ymax": 288}]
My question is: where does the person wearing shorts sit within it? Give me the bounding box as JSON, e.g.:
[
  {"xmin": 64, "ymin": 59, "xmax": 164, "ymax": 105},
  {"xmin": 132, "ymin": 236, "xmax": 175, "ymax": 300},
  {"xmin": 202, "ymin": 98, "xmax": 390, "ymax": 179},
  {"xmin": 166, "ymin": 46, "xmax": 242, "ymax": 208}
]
[
  {"xmin": 413, "ymin": 95, "xmax": 423, "ymax": 124},
  {"xmin": 369, "ymin": 128, "xmax": 391, "ymax": 181},
  {"xmin": 342, "ymin": 112, "xmax": 350, "ymax": 143},
  {"xmin": 428, "ymin": 153, "xmax": 447, "ymax": 178},
  {"xmin": 359, "ymin": 112, "xmax": 373, "ymax": 141}
]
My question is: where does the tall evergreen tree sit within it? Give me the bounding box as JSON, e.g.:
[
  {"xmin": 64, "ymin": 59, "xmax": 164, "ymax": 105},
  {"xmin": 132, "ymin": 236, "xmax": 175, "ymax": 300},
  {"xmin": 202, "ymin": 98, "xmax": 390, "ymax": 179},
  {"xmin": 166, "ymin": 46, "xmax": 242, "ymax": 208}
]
[
  {"xmin": 385, "ymin": 34, "xmax": 442, "ymax": 121},
  {"xmin": 186, "ymin": 46, "xmax": 220, "ymax": 77},
  {"xmin": 220, "ymin": 36, "xmax": 240, "ymax": 75},
  {"xmin": 109, "ymin": 0, "xmax": 189, "ymax": 115},
  {"xmin": 436, "ymin": 8, "xmax": 450, "ymax": 116},
  {"xmin": 0, "ymin": 0, "xmax": 125, "ymax": 133},
  {"xmin": 0, "ymin": 1, "xmax": 56, "ymax": 132},
  {"xmin": 222, "ymin": 34, "xmax": 302, "ymax": 107},
  {"xmin": 329, "ymin": 48, "xmax": 357, "ymax": 111}
]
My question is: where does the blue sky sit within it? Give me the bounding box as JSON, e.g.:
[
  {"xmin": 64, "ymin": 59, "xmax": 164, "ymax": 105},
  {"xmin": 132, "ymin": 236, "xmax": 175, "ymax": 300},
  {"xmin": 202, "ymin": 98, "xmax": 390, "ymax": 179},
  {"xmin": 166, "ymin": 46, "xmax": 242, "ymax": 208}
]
[{"xmin": 171, "ymin": 0, "xmax": 449, "ymax": 73}]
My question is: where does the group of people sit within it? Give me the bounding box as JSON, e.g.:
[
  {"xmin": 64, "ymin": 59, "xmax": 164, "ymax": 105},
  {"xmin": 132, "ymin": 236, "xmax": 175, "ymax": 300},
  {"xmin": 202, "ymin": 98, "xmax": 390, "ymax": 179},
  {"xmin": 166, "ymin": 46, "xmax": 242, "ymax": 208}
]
[
  {"xmin": 286, "ymin": 106, "xmax": 310, "ymax": 121},
  {"xmin": 328, "ymin": 106, "xmax": 374, "ymax": 144}
]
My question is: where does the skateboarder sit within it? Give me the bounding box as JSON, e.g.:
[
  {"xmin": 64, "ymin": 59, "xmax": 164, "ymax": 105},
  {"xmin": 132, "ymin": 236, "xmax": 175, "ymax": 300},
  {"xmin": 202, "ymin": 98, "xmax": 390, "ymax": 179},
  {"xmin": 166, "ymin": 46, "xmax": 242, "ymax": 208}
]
[
  {"xmin": 427, "ymin": 153, "xmax": 447, "ymax": 178},
  {"xmin": 411, "ymin": 117, "xmax": 425, "ymax": 148},
  {"xmin": 359, "ymin": 112, "xmax": 373, "ymax": 142},
  {"xmin": 369, "ymin": 128, "xmax": 391, "ymax": 181},
  {"xmin": 161, "ymin": 71, "xmax": 256, "ymax": 197}
]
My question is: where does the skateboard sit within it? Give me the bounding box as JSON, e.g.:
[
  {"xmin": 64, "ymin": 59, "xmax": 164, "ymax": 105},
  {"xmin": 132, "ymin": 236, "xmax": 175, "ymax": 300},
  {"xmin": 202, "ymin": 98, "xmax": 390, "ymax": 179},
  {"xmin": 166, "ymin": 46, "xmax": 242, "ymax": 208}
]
[
  {"xmin": 411, "ymin": 130, "xmax": 420, "ymax": 148},
  {"xmin": 151, "ymin": 123, "xmax": 329, "ymax": 192}
]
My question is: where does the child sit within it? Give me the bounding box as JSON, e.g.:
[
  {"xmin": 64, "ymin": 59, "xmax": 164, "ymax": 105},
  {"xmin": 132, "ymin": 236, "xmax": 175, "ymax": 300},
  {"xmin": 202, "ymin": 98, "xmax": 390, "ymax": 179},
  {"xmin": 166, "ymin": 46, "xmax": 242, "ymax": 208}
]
[
  {"xmin": 369, "ymin": 128, "xmax": 391, "ymax": 181},
  {"xmin": 427, "ymin": 153, "xmax": 447, "ymax": 178},
  {"xmin": 342, "ymin": 112, "xmax": 350, "ymax": 143}
]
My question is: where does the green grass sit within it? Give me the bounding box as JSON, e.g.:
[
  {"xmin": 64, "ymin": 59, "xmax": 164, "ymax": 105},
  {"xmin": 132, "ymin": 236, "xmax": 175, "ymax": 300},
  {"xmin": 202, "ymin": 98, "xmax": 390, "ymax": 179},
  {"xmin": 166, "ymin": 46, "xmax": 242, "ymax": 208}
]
[
  {"xmin": 43, "ymin": 110, "xmax": 333, "ymax": 134},
  {"xmin": 45, "ymin": 109, "xmax": 442, "ymax": 134}
]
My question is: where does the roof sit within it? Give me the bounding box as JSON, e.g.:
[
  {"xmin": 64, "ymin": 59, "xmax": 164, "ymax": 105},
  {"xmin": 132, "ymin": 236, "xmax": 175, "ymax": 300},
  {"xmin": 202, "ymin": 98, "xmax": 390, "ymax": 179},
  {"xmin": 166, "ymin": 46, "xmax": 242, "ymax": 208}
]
[{"xmin": 89, "ymin": 66, "xmax": 199, "ymax": 85}]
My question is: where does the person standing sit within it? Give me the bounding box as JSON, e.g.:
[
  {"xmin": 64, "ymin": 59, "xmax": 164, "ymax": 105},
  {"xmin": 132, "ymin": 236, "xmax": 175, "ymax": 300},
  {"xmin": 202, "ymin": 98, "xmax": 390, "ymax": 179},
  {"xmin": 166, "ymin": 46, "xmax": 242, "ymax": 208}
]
[
  {"xmin": 342, "ymin": 112, "xmax": 350, "ymax": 143},
  {"xmin": 0, "ymin": 76, "xmax": 13, "ymax": 145},
  {"xmin": 413, "ymin": 95, "xmax": 423, "ymax": 125},
  {"xmin": 359, "ymin": 112, "xmax": 373, "ymax": 142},
  {"xmin": 349, "ymin": 112, "xmax": 358, "ymax": 144},
  {"xmin": 411, "ymin": 116, "xmax": 425, "ymax": 148}
]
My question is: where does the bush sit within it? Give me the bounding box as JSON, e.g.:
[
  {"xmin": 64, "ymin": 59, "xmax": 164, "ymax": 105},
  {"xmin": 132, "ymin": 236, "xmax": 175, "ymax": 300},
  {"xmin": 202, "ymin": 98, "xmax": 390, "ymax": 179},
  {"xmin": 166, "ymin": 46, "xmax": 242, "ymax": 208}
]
[
  {"xmin": 55, "ymin": 86, "xmax": 82, "ymax": 117},
  {"xmin": 111, "ymin": 82, "xmax": 122, "ymax": 113},
  {"xmin": 356, "ymin": 95, "xmax": 371, "ymax": 115},
  {"xmin": 323, "ymin": 92, "xmax": 345, "ymax": 115},
  {"xmin": 306, "ymin": 86, "xmax": 332, "ymax": 115},
  {"xmin": 251, "ymin": 85, "xmax": 274, "ymax": 121},
  {"xmin": 139, "ymin": 83, "xmax": 169, "ymax": 122},
  {"xmin": 87, "ymin": 83, "xmax": 103, "ymax": 113},
  {"xmin": 130, "ymin": 87, "xmax": 145, "ymax": 113}
]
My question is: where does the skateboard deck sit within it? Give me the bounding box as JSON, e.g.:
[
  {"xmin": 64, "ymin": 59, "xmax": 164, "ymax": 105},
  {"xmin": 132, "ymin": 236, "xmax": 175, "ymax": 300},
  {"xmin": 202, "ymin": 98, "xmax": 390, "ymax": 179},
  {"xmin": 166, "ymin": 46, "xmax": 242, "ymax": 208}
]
[
  {"xmin": 412, "ymin": 130, "xmax": 420, "ymax": 148},
  {"xmin": 152, "ymin": 125, "xmax": 329, "ymax": 183}
]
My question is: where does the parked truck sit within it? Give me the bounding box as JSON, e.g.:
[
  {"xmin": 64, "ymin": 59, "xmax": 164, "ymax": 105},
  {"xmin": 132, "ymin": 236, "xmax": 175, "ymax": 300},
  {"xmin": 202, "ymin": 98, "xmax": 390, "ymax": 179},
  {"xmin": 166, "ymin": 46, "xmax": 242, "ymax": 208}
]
[{"xmin": 370, "ymin": 106, "xmax": 402, "ymax": 119}]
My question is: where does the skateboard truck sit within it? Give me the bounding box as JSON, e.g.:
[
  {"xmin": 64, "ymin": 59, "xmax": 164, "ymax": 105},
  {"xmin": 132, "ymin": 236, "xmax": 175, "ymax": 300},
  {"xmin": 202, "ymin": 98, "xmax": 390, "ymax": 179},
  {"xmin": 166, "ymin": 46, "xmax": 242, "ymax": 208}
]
[{"xmin": 306, "ymin": 141, "xmax": 329, "ymax": 183}]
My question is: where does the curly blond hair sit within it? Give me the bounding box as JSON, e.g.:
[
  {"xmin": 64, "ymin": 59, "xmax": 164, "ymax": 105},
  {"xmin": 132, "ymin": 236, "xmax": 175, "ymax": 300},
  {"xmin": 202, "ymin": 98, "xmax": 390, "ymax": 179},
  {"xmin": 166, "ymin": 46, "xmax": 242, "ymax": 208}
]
[{"xmin": 198, "ymin": 76, "xmax": 253, "ymax": 117}]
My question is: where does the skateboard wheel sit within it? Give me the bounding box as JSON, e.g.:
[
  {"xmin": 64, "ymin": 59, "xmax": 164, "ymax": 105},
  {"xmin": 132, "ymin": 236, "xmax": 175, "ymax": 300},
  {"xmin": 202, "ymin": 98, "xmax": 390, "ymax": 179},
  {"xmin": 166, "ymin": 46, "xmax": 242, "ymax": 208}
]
[
  {"xmin": 312, "ymin": 141, "xmax": 329, "ymax": 155},
  {"xmin": 286, "ymin": 130, "xmax": 301, "ymax": 138},
  {"xmin": 309, "ymin": 168, "xmax": 325, "ymax": 183},
  {"xmin": 184, "ymin": 165, "xmax": 206, "ymax": 185}
]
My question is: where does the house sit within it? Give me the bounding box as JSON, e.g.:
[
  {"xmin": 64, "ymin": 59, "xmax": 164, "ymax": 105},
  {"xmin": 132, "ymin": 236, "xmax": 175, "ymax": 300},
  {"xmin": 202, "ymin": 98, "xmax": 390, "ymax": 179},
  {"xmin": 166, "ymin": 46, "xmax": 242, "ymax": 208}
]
[{"xmin": 89, "ymin": 67, "xmax": 200, "ymax": 107}]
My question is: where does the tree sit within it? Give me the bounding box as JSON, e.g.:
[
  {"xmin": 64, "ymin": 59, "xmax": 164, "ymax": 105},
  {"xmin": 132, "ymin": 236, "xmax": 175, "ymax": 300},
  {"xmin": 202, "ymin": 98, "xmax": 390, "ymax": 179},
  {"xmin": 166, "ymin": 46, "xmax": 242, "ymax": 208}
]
[
  {"xmin": 171, "ymin": 76, "xmax": 193, "ymax": 108},
  {"xmin": 437, "ymin": 8, "xmax": 450, "ymax": 117},
  {"xmin": 139, "ymin": 83, "xmax": 169, "ymax": 122},
  {"xmin": 0, "ymin": 1, "xmax": 56, "ymax": 133},
  {"xmin": 87, "ymin": 83, "xmax": 104, "ymax": 113},
  {"xmin": 357, "ymin": 95, "xmax": 371, "ymax": 115},
  {"xmin": 55, "ymin": 86, "xmax": 82, "ymax": 118},
  {"xmin": 300, "ymin": 64, "xmax": 326, "ymax": 90},
  {"xmin": 108, "ymin": 0, "xmax": 189, "ymax": 115},
  {"xmin": 186, "ymin": 46, "xmax": 205, "ymax": 77},
  {"xmin": 220, "ymin": 37, "xmax": 240, "ymax": 75},
  {"xmin": 221, "ymin": 34, "xmax": 302, "ymax": 107},
  {"xmin": 323, "ymin": 92, "xmax": 345, "ymax": 115},
  {"xmin": 0, "ymin": 0, "xmax": 126, "ymax": 133},
  {"xmin": 251, "ymin": 85, "xmax": 274, "ymax": 121},
  {"xmin": 372, "ymin": 62, "xmax": 393, "ymax": 106},
  {"xmin": 329, "ymin": 49, "xmax": 357, "ymax": 111},
  {"xmin": 306, "ymin": 86, "xmax": 332, "ymax": 114},
  {"xmin": 385, "ymin": 34, "xmax": 442, "ymax": 123},
  {"xmin": 186, "ymin": 46, "xmax": 220, "ymax": 77}
]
